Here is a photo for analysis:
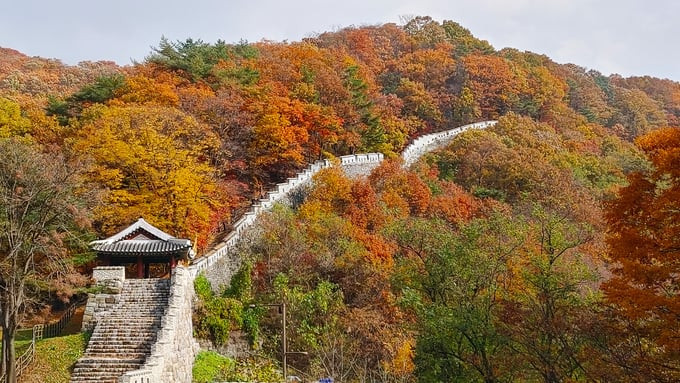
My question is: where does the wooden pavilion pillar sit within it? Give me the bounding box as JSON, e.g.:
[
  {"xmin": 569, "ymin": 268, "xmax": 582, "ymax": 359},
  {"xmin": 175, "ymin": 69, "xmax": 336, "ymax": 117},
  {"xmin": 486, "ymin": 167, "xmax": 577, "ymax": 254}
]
[
  {"xmin": 144, "ymin": 262, "xmax": 150, "ymax": 278},
  {"xmin": 170, "ymin": 255, "xmax": 176, "ymax": 269},
  {"xmin": 136, "ymin": 256, "xmax": 144, "ymax": 278}
]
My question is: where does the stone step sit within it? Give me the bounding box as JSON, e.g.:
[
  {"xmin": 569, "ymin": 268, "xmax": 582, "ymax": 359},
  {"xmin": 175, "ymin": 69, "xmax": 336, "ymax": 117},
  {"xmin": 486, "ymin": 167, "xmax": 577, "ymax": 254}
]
[
  {"xmin": 93, "ymin": 321, "xmax": 160, "ymax": 327},
  {"xmin": 93, "ymin": 323, "xmax": 160, "ymax": 329},
  {"xmin": 95, "ymin": 320, "xmax": 162, "ymax": 326},
  {"xmin": 72, "ymin": 359, "xmax": 144, "ymax": 372},
  {"xmin": 70, "ymin": 278, "xmax": 171, "ymax": 383},
  {"xmin": 87, "ymin": 340, "xmax": 154, "ymax": 345},
  {"xmin": 84, "ymin": 349, "xmax": 152, "ymax": 356},
  {"xmin": 92, "ymin": 326, "xmax": 160, "ymax": 332},
  {"xmin": 85, "ymin": 347, "xmax": 151, "ymax": 353},
  {"xmin": 82, "ymin": 352, "xmax": 149, "ymax": 359},
  {"xmin": 119, "ymin": 300, "xmax": 168, "ymax": 304},
  {"xmin": 88, "ymin": 335, "xmax": 155, "ymax": 341},
  {"xmin": 106, "ymin": 306, "xmax": 167, "ymax": 310},
  {"xmin": 118, "ymin": 292, "xmax": 169, "ymax": 295},
  {"xmin": 117, "ymin": 300, "xmax": 168, "ymax": 303},
  {"xmin": 101, "ymin": 312, "xmax": 166, "ymax": 317},
  {"xmin": 87, "ymin": 339, "xmax": 155, "ymax": 346},
  {"xmin": 110, "ymin": 309, "xmax": 165, "ymax": 314},
  {"xmin": 88, "ymin": 332, "xmax": 157, "ymax": 340},
  {"xmin": 92, "ymin": 326, "xmax": 159, "ymax": 338}
]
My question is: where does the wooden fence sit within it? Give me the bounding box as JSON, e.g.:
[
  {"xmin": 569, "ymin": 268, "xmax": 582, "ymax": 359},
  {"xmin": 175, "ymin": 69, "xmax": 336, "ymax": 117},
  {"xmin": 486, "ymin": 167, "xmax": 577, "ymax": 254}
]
[
  {"xmin": 0, "ymin": 328, "xmax": 36, "ymax": 381},
  {"xmin": 33, "ymin": 301, "xmax": 79, "ymax": 341},
  {"xmin": 15, "ymin": 329, "xmax": 36, "ymax": 376},
  {"xmin": 0, "ymin": 300, "xmax": 80, "ymax": 380}
]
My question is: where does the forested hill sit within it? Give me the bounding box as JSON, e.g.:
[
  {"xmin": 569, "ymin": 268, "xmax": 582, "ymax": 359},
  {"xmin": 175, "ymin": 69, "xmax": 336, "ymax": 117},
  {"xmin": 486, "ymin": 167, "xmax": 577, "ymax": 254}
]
[
  {"xmin": 1, "ymin": 16, "xmax": 679, "ymax": 381},
  {"xmin": 1, "ymin": 17, "xmax": 678, "ymax": 248}
]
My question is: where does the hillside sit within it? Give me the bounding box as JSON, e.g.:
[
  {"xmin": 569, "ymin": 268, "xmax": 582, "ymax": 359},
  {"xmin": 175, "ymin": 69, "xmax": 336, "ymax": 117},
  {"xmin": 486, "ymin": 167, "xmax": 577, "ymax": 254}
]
[{"xmin": 1, "ymin": 16, "xmax": 679, "ymax": 382}]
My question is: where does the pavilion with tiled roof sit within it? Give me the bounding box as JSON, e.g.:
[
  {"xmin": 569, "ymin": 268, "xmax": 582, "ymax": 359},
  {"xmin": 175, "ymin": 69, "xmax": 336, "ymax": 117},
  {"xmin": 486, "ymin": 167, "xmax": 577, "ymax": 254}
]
[{"xmin": 91, "ymin": 218, "xmax": 195, "ymax": 278}]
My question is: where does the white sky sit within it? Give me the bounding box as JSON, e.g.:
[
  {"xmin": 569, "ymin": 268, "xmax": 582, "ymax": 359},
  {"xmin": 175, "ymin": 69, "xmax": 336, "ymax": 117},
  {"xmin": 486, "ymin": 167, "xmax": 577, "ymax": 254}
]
[{"xmin": 1, "ymin": 0, "xmax": 679, "ymax": 81}]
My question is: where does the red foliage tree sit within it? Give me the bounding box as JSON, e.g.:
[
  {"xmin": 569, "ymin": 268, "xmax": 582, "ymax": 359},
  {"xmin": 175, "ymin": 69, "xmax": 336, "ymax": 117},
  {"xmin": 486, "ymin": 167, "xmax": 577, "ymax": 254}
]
[{"xmin": 604, "ymin": 127, "xmax": 680, "ymax": 370}]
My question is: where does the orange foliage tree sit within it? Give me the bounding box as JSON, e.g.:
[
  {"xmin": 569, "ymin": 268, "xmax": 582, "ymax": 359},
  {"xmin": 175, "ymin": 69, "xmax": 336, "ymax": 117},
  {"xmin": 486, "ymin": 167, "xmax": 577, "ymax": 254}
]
[
  {"xmin": 604, "ymin": 127, "xmax": 680, "ymax": 370},
  {"xmin": 462, "ymin": 54, "xmax": 523, "ymax": 118}
]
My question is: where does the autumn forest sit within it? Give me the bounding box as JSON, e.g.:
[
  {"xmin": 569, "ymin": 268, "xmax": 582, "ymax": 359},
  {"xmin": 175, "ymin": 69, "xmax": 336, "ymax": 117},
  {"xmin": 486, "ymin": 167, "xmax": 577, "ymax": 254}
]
[{"xmin": 1, "ymin": 16, "xmax": 679, "ymax": 382}]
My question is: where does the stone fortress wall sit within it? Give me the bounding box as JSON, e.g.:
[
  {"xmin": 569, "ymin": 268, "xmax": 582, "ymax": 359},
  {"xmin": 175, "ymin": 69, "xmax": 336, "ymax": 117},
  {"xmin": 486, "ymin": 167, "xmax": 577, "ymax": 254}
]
[
  {"xmin": 188, "ymin": 153, "xmax": 386, "ymax": 279},
  {"xmin": 110, "ymin": 120, "xmax": 497, "ymax": 382},
  {"xmin": 402, "ymin": 120, "xmax": 497, "ymax": 167},
  {"xmin": 191, "ymin": 121, "xmax": 497, "ymax": 284}
]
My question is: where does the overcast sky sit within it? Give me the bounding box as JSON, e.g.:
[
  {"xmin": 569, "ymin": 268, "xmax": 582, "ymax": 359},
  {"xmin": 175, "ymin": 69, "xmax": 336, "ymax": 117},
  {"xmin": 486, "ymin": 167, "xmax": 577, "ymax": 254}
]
[{"xmin": 2, "ymin": 0, "xmax": 678, "ymax": 81}]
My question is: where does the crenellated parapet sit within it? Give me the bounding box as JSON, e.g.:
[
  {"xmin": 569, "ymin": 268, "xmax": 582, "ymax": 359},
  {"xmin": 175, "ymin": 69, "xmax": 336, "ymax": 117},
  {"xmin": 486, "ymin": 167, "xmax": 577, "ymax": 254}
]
[{"xmin": 402, "ymin": 120, "xmax": 497, "ymax": 167}]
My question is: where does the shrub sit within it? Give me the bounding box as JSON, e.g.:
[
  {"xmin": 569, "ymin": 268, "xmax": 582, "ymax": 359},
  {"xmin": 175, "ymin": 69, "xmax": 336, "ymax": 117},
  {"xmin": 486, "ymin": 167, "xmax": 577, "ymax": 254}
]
[
  {"xmin": 192, "ymin": 351, "xmax": 235, "ymax": 383},
  {"xmin": 222, "ymin": 262, "xmax": 252, "ymax": 302},
  {"xmin": 194, "ymin": 273, "xmax": 247, "ymax": 345},
  {"xmin": 194, "ymin": 274, "xmax": 213, "ymax": 301}
]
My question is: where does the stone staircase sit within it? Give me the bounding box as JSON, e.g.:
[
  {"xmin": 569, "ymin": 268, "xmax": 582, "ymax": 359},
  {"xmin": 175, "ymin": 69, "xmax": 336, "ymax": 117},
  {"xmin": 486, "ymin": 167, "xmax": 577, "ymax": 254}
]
[{"xmin": 70, "ymin": 279, "xmax": 170, "ymax": 383}]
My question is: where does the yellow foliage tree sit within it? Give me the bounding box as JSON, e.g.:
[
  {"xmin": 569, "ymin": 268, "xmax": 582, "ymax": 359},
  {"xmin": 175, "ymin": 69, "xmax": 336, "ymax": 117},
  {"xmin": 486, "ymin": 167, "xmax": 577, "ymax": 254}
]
[
  {"xmin": 0, "ymin": 97, "xmax": 31, "ymax": 139},
  {"xmin": 70, "ymin": 104, "xmax": 233, "ymax": 250},
  {"xmin": 112, "ymin": 74, "xmax": 180, "ymax": 106}
]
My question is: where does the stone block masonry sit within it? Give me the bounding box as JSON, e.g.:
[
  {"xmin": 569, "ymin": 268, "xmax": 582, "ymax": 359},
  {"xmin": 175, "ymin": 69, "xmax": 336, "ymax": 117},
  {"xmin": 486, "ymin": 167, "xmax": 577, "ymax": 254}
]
[
  {"xmin": 93, "ymin": 266, "xmax": 126, "ymax": 283},
  {"xmin": 81, "ymin": 266, "xmax": 126, "ymax": 332},
  {"xmin": 118, "ymin": 266, "xmax": 199, "ymax": 383}
]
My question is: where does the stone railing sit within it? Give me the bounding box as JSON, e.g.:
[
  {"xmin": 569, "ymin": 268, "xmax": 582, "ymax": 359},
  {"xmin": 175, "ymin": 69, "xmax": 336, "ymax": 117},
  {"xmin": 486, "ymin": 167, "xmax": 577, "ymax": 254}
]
[
  {"xmin": 402, "ymin": 120, "xmax": 497, "ymax": 167},
  {"xmin": 119, "ymin": 266, "xmax": 198, "ymax": 383}
]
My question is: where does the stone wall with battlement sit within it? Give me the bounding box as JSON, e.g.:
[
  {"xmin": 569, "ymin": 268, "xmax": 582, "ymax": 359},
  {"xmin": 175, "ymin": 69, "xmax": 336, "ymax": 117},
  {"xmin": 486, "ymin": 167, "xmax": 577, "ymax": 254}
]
[
  {"xmin": 84, "ymin": 121, "xmax": 496, "ymax": 383},
  {"xmin": 191, "ymin": 122, "xmax": 498, "ymax": 288},
  {"xmin": 188, "ymin": 153, "xmax": 385, "ymax": 280},
  {"xmin": 402, "ymin": 120, "xmax": 497, "ymax": 167}
]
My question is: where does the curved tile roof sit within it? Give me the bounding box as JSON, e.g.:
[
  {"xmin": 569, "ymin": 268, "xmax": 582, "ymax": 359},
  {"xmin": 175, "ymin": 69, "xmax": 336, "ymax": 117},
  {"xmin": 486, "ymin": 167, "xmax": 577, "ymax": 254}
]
[
  {"xmin": 91, "ymin": 218, "xmax": 176, "ymax": 245},
  {"xmin": 90, "ymin": 218, "xmax": 193, "ymax": 257},
  {"xmin": 92, "ymin": 239, "xmax": 191, "ymax": 254}
]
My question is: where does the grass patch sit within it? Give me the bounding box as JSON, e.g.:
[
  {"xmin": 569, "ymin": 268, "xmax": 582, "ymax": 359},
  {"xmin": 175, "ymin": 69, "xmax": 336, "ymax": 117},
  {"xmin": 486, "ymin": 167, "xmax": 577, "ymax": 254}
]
[
  {"xmin": 19, "ymin": 332, "xmax": 88, "ymax": 383},
  {"xmin": 15, "ymin": 328, "xmax": 34, "ymax": 342},
  {"xmin": 15, "ymin": 339, "xmax": 33, "ymax": 356},
  {"xmin": 192, "ymin": 350, "xmax": 282, "ymax": 383},
  {"xmin": 193, "ymin": 350, "xmax": 235, "ymax": 383}
]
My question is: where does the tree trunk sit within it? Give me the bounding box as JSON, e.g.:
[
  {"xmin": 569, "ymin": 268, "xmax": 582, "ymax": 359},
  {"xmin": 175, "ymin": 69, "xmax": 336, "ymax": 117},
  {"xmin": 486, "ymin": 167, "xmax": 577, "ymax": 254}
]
[
  {"xmin": 1, "ymin": 310, "xmax": 17, "ymax": 383},
  {"xmin": 0, "ymin": 329, "xmax": 5, "ymax": 380},
  {"xmin": 2, "ymin": 328, "xmax": 16, "ymax": 383}
]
